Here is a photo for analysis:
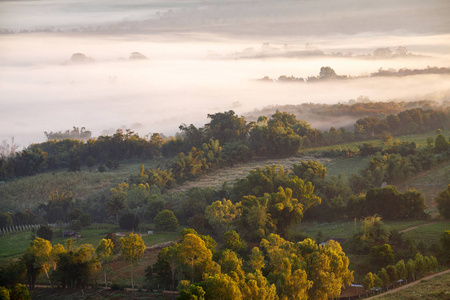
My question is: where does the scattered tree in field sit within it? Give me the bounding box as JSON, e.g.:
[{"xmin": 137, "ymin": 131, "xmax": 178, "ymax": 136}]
[
  {"xmin": 36, "ymin": 225, "xmax": 53, "ymax": 241},
  {"xmin": 96, "ymin": 239, "xmax": 114, "ymax": 287},
  {"xmin": 119, "ymin": 213, "xmax": 140, "ymax": 231},
  {"xmin": 154, "ymin": 209, "xmax": 179, "ymax": 232},
  {"xmin": 28, "ymin": 238, "xmax": 53, "ymax": 286},
  {"xmin": 360, "ymin": 215, "xmax": 390, "ymax": 245},
  {"xmin": 120, "ymin": 233, "xmax": 146, "ymax": 289},
  {"xmin": 107, "ymin": 183, "xmax": 128, "ymax": 223}
]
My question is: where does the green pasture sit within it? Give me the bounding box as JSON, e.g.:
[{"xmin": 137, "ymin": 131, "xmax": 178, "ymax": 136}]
[
  {"xmin": 0, "ymin": 158, "xmax": 167, "ymax": 212},
  {"xmin": 293, "ymin": 220, "xmax": 449, "ymax": 246},
  {"xmin": 402, "ymin": 221, "xmax": 450, "ymax": 245},
  {"xmin": 323, "ymin": 156, "xmax": 370, "ymax": 179},
  {"xmin": 0, "ymin": 223, "xmax": 180, "ymax": 262},
  {"xmin": 304, "ymin": 129, "xmax": 450, "ymax": 154}
]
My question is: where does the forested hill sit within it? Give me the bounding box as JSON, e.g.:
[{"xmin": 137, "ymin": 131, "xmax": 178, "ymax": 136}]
[{"xmin": 0, "ymin": 101, "xmax": 448, "ymax": 182}]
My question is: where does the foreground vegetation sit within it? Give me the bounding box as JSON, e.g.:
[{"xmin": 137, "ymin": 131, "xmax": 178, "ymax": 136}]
[{"xmin": 1, "ymin": 101, "xmax": 449, "ymax": 299}]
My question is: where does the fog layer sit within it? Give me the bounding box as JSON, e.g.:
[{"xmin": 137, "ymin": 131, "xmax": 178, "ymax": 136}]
[{"xmin": 1, "ymin": 0, "xmax": 449, "ymax": 148}]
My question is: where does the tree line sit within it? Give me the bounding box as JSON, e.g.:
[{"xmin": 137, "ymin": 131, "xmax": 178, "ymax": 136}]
[{"xmin": 1, "ymin": 104, "xmax": 448, "ymax": 182}]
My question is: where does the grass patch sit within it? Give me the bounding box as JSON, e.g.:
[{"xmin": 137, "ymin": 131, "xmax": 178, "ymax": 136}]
[
  {"xmin": 0, "ymin": 231, "xmax": 34, "ymax": 260},
  {"xmin": 0, "ymin": 158, "xmax": 167, "ymax": 212},
  {"xmin": 402, "ymin": 221, "xmax": 450, "ymax": 245},
  {"xmin": 293, "ymin": 220, "xmax": 361, "ymax": 241},
  {"xmin": 375, "ymin": 271, "xmax": 450, "ymax": 300},
  {"xmin": 0, "ymin": 223, "xmax": 180, "ymax": 263},
  {"xmin": 323, "ymin": 156, "xmax": 370, "ymax": 180},
  {"xmin": 293, "ymin": 220, "xmax": 444, "ymax": 244}
]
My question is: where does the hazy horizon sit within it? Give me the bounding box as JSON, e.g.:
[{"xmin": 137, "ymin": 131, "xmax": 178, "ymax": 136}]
[{"xmin": 1, "ymin": 0, "xmax": 449, "ymax": 149}]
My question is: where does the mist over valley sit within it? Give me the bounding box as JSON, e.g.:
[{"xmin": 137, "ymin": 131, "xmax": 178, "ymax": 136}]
[{"xmin": 1, "ymin": 0, "xmax": 449, "ymax": 148}]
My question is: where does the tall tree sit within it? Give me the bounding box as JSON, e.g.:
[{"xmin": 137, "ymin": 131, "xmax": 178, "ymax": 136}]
[
  {"xmin": 96, "ymin": 239, "xmax": 114, "ymax": 287},
  {"xmin": 120, "ymin": 233, "xmax": 146, "ymax": 289},
  {"xmin": 28, "ymin": 238, "xmax": 53, "ymax": 286},
  {"xmin": 178, "ymin": 234, "xmax": 214, "ymax": 283}
]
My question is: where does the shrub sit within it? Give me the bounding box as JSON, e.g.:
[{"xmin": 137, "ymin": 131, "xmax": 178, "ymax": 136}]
[
  {"xmin": 154, "ymin": 210, "xmax": 179, "ymax": 232},
  {"xmin": 10, "ymin": 284, "xmax": 30, "ymax": 300},
  {"xmin": 0, "ymin": 286, "xmax": 10, "ymax": 300},
  {"xmin": 36, "ymin": 225, "xmax": 53, "ymax": 241}
]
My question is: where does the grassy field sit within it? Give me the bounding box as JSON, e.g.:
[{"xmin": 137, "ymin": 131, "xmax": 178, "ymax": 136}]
[
  {"xmin": 292, "ymin": 220, "xmax": 449, "ymax": 245},
  {"xmin": 373, "ymin": 271, "xmax": 450, "ymax": 300},
  {"xmin": 0, "ymin": 223, "xmax": 180, "ymax": 263},
  {"xmin": 0, "ymin": 158, "xmax": 167, "ymax": 212},
  {"xmin": 402, "ymin": 221, "xmax": 450, "ymax": 245},
  {"xmin": 304, "ymin": 129, "xmax": 450, "ymax": 154}
]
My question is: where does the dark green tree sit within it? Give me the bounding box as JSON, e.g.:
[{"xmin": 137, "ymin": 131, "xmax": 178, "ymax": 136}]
[
  {"xmin": 436, "ymin": 185, "xmax": 450, "ymax": 219},
  {"xmin": 154, "ymin": 210, "xmax": 179, "ymax": 232},
  {"xmin": 119, "ymin": 213, "xmax": 140, "ymax": 231}
]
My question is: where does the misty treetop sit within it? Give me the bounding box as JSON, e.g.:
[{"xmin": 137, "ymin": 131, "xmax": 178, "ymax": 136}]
[{"xmin": 261, "ymin": 66, "xmax": 450, "ymax": 83}]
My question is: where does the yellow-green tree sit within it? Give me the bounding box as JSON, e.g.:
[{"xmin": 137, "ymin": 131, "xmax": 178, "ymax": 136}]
[
  {"xmin": 243, "ymin": 270, "xmax": 278, "ymax": 300},
  {"xmin": 29, "ymin": 238, "xmax": 53, "ymax": 286},
  {"xmin": 298, "ymin": 239, "xmax": 353, "ymax": 299},
  {"xmin": 120, "ymin": 233, "xmax": 146, "ymax": 289},
  {"xmin": 178, "ymin": 233, "xmax": 214, "ymax": 283},
  {"xmin": 205, "ymin": 199, "xmax": 241, "ymax": 236},
  {"xmin": 96, "ymin": 239, "xmax": 114, "ymax": 287},
  {"xmin": 363, "ymin": 272, "xmax": 375, "ymax": 291},
  {"xmin": 203, "ymin": 273, "xmax": 242, "ymax": 300},
  {"xmin": 108, "ymin": 182, "xmax": 129, "ymax": 223}
]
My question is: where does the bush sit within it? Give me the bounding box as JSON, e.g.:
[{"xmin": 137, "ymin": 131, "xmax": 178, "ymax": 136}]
[
  {"xmin": 36, "ymin": 225, "xmax": 53, "ymax": 241},
  {"xmin": 0, "ymin": 286, "xmax": 10, "ymax": 300},
  {"xmin": 105, "ymin": 233, "xmax": 121, "ymax": 254},
  {"xmin": 154, "ymin": 210, "xmax": 179, "ymax": 232},
  {"xmin": 10, "ymin": 284, "xmax": 30, "ymax": 300},
  {"xmin": 119, "ymin": 213, "xmax": 140, "ymax": 231}
]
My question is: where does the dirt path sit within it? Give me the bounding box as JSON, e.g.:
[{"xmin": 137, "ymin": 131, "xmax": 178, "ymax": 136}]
[
  {"xmin": 171, "ymin": 156, "xmax": 329, "ymax": 193},
  {"xmin": 366, "ymin": 268, "xmax": 450, "ymax": 299}
]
